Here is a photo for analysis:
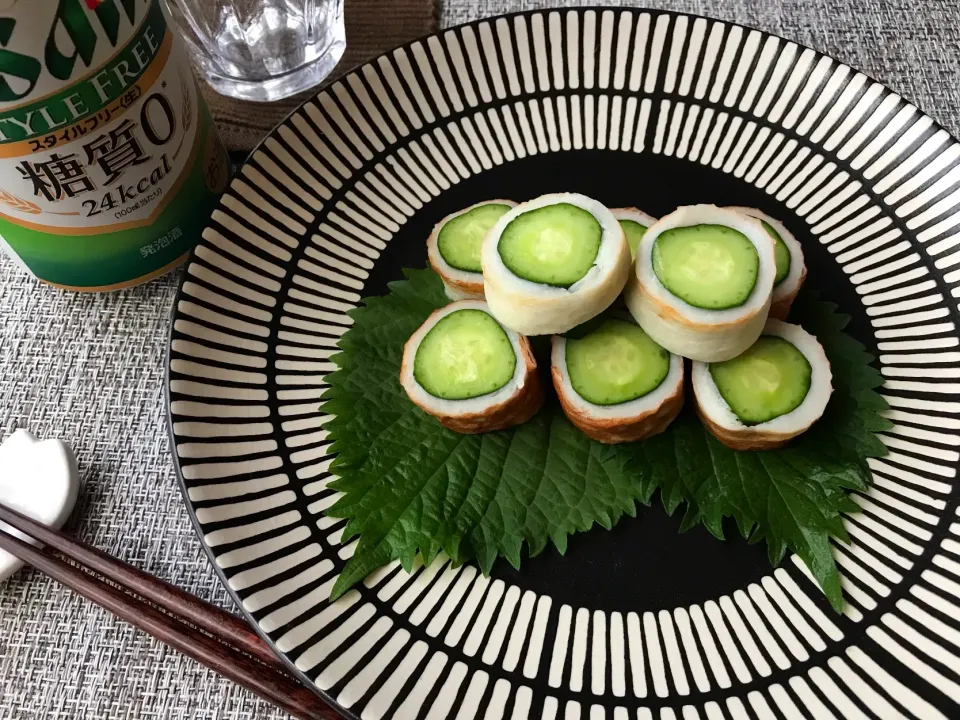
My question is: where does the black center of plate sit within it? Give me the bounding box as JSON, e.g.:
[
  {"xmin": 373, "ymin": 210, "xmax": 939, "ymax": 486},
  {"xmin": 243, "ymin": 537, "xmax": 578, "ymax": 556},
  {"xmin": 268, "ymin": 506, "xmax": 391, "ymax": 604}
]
[
  {"xmin": 362, "ymin": 149, "xmax": 873, "ymax": 612},
  {"xmin": 491, "ymin": 511, "xmax": 771, "ymax": 611}
]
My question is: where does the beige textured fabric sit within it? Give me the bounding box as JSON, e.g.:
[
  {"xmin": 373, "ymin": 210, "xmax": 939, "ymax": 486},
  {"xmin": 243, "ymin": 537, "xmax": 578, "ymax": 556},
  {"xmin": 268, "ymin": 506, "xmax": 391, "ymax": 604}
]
[
  {"xmin": 201, "ymin": 0, "xmax": 440, "ymax": 151},
  {"xmin": 1, "ymin": 1, "xmax": 960, "ymax": 719}
]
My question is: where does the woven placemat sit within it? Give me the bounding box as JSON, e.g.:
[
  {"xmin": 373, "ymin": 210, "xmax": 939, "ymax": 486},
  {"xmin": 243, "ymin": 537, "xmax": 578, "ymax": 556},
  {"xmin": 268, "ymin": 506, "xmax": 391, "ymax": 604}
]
[
  {"xmin": 4, "ymin": 2, "xmax": 960, "ymax": 719},
  {"xmin": 200, "ymin": 0, "xmax": 439, "ymax": 151}
]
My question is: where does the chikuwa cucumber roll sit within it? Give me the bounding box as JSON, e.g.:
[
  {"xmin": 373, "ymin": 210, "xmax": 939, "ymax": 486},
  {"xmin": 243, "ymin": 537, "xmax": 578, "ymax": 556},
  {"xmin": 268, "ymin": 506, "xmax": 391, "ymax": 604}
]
[
  {"xmin": 692, "ymin": 319, "xmax": 833, "ymax": 450},
  {"xmin": 611, "ymin": 207, "xmax": 658, "ymax": 259},
  {"xmin": 400, "ymin": 300, "xmax": 543, "ymax": 433},
  {"xmin": 427, "ymin": 200, "xmax": 517, "ymax": 300},
  {"xmin": 625, "ymin": 204, "xmax": 776, "ymax": 362},
  {"xmin": 728, "ymin": 207, "xmax": 806, "ymax": 320},
  {"xmin": 551, "ymin": 316, "xmax": 684, "ymax": 443},
  {"xmin": 481, "ymin": 193, "xmax": 632, "ymax": 335}
]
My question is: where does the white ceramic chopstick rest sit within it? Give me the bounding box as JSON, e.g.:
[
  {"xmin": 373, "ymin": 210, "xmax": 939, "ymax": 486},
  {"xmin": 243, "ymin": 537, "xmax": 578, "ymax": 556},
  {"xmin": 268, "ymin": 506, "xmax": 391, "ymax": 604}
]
[{"xmin": 0, "ymin": 430, "xmax": 79, "ymax": 583}]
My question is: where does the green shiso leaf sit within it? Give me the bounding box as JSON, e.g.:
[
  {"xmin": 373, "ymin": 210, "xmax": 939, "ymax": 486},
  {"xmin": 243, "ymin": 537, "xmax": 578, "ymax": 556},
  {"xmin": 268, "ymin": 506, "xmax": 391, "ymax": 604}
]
[{"xmin": 323, "ymin": 269, "xmax": 889, "ymax": 611}]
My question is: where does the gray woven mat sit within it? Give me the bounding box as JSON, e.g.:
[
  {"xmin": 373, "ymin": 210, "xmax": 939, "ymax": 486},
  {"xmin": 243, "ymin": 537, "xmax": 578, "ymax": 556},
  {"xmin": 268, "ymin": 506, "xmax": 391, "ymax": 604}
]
[{"xmin": 2, "ymin": 1, "xmax": 959, "ymax": 718}]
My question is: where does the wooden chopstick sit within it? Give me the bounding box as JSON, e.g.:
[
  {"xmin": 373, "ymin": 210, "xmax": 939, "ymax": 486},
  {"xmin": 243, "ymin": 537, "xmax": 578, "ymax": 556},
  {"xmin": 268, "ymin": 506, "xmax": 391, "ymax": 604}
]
[
  {"xmin": 0, "ymin": 500, "xmax": 285, "ymax": 673},
  {"xmin": 0, "ymin": 503, "xmax": 340, "ymax": 720}
]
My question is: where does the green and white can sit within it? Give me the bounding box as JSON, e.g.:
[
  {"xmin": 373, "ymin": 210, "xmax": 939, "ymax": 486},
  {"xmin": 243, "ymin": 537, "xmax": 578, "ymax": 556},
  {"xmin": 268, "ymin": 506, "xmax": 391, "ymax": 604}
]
[{"xmin": 0, "ymin": 0, "xmax": 229, "ymax": 291}]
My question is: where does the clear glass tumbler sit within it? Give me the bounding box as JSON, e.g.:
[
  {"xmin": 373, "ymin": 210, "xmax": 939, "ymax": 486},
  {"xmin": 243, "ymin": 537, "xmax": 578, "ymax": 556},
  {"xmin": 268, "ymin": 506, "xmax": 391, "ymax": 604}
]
[{"xmin": 163, "ymin": 0, "xmax": 346, "ymax": 102}]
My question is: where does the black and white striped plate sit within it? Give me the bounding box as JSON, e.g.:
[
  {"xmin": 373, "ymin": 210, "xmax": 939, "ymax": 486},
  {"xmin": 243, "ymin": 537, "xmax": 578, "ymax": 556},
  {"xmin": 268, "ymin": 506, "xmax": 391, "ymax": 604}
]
[{"xmin": 167, "ymin": 9, "xmax": 960, "ymax": 719}]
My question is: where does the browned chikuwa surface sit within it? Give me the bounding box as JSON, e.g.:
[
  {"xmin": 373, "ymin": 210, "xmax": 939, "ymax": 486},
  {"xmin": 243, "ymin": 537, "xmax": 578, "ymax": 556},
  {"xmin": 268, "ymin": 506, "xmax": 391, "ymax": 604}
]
[
  {"xmin": 426, "ymin": 252, "xmax": 485, "ymax": 299},
  {"xmin": 693, "ymin": 392, "xmax": 810, "ymax": 450},
  {"xmin": 637, "ymin": 277, "xmax": 767, "ymax": 331},
  {"xmin": 553, "ymin": 367, "xmax": 684, "ymax": 444},
  {"xmin": 768, "ymin": 266, "xmax": 808, "ymax": 321},
  {"xmin": 402, "ymin": 333, "xmax": 544, "ymax": 434}
]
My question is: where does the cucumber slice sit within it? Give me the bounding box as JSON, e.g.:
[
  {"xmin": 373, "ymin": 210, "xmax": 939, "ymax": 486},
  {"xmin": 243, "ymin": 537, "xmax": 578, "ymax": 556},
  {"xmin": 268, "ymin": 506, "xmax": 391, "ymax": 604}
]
[
  {"xmin": 619, "ymin": 219, "xmax": 648, "ymax": 259},
  {"xmin": 761, "ymin": 219, "xmax": 791, "ymax": 286},
  {"xmin": 414, "ymin": 309, "xmax": 516, "ymax": 400},
  {"xmin": 566, "ymin": 318, "xmax": 670, "ymax": 405},
  {"xmin": 652, "ymin": 223, "xmax": 759, "ymax": 310},
  {"xmin": 709, "ymin": 335, "xmax": 811, "ymax": 424},
  {"xmin": 498, "ymin": 203, "xmax": 602, "ymax": 287},
  {"xmin": 438, "ymin": 203, "xmax": 513, "ymax": 272}
]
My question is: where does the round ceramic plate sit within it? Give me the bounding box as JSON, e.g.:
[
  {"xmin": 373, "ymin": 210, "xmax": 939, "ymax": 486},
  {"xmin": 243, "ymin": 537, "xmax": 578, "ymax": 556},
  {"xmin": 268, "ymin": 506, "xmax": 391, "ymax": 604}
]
[{"xmin": 167, "ymin": 9, "xmax": 960, "ymax": 719}]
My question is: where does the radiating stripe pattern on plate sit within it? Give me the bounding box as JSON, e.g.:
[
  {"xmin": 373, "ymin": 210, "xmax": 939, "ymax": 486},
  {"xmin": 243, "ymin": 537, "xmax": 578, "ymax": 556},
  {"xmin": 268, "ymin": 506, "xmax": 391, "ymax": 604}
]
[{"xmin": 168, "ymin": 9, "xmax": 960, "ymax": 720}]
